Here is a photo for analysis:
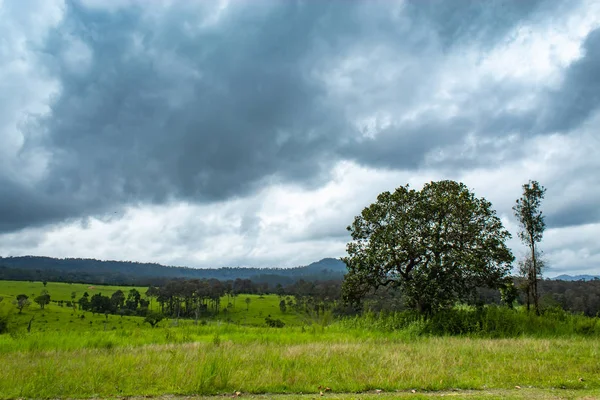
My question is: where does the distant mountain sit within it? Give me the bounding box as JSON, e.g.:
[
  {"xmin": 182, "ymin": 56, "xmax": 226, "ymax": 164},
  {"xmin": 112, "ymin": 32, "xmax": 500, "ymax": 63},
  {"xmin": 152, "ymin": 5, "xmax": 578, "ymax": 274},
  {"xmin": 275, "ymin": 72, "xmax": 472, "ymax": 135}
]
[
  {"xmin": 552, "ymin": 274, "xmax": 600, "ymax": 281},
  {"xmin": 0, "ymin": 255, "xmax": 347, "ymax": 286},
  {"xmin": 302, "ymin": 258, "xmax": 348, "ymax": 273}
]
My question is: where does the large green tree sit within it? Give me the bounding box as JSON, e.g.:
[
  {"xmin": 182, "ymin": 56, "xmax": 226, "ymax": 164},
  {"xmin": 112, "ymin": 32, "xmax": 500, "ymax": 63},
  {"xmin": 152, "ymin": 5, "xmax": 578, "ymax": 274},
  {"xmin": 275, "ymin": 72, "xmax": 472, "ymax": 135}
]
[
  {"xmin": 342, "ymin": 180, "xmax": 514, "ymax": 315},
  {"xmin": 513, "ymin": 180, "xmax": 546, "ymax": 314}
]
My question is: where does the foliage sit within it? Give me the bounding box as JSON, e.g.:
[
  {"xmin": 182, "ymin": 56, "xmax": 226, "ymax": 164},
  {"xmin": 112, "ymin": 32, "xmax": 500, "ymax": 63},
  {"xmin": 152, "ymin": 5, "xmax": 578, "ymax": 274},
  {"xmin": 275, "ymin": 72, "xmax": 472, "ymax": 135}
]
[
  {"xmin": 499, "ymin": 281, "xmax": 519, "ymax": 309},
  {"xmin": 0, "ymin": 304, "xmax": 12, "ymax": 334},
  {"xmin": 0, "ymin": 256, "xmax": 346, "ymax": 287},
  {"xmin": 13, "ymin": 294, "xmax": 31, "ymax": 314},
  {"xmin": 341, "ymin": 306, "xmax": 600, "ymax": 337},
  {"xmin": 265, "ymin": 316, "xmax": 285, "ymax": 328},
  {"xmin": 34, "ymin": 290, "xmax": 51, "ymax": 310},
  {"xmin": 513, "ymin": 180, "xmax": 546, "ymax": 314},
  {"xmin": 343, "ymin": 180, "xmax": 514, "ymax": 314},
  {"xmin": 144, "ymin": 311, "xmax": 164, "ymax": 328},
  {"xmin": 1, "ymin": 278, "xmax": 599, "ymax": 398}
]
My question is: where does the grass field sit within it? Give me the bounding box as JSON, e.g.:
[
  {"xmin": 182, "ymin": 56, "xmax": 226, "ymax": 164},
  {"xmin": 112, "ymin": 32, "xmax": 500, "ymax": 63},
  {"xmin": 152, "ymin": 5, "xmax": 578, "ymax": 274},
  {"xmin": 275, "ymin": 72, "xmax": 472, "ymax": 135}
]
[
  {"xmin": 1, "ymin": 280, "xmax": 599, "ymax": 399},
  {"xmin": 0, "ymin": 280, "xmax": 303, "ymax": 330}
]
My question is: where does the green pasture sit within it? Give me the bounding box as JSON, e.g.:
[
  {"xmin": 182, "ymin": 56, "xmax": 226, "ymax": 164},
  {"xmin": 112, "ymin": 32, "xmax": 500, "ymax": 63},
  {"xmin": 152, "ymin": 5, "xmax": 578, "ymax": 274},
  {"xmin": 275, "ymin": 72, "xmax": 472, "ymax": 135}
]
[
  {"xmin": 1, "ymin": 279, "xmax": 600, "ymax": 399},
  {"xmin": 0, "ymin": 280, "xmax": 303, "ymax": 332},
  {"xmin": 0, "ymin": 328, "xmax": 598, "ymax": 398}
]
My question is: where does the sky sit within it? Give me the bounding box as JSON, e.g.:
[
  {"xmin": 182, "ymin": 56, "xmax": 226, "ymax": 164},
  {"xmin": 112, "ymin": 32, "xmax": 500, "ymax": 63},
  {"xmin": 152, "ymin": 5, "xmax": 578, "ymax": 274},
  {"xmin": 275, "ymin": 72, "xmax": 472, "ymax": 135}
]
[{"xmin": 1, "ymin": 0, "xmax": 599, "ymax": 276}]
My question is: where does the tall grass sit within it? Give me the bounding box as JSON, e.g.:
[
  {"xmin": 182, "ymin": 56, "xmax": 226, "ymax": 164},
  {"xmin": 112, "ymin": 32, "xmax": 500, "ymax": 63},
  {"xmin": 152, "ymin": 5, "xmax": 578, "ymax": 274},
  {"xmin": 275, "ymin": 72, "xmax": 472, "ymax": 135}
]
[
  {"xmin": 340, "ymin": 306, "xmax": 600, "ymax": 337},
  {"xmin": 1, "ymin": 290, "xmax": 600, "ymax": 399},
  {"xmin": 0, "ymin": 336, "xmax": 597, "ymax": 398}
]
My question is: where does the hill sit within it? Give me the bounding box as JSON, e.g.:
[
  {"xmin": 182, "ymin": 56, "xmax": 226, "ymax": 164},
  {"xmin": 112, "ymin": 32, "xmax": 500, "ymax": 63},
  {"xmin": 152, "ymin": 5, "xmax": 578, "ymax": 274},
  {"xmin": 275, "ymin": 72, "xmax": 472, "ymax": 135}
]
[
  {"xmin": 552, "ymin": 274, "xmax": 600, "ymax": 281},
  {"xmin": 0, "ymin": 256, "xmax": 347, "ymax": 286}
]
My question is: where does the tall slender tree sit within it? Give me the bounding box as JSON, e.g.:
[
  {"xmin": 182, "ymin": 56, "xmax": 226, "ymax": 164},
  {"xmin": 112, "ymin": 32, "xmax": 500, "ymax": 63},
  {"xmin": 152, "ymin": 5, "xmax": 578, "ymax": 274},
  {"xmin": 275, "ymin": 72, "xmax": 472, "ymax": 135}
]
[{"xmin": 513, "ymin": 180, "xmax": 546, "ymax": 314}]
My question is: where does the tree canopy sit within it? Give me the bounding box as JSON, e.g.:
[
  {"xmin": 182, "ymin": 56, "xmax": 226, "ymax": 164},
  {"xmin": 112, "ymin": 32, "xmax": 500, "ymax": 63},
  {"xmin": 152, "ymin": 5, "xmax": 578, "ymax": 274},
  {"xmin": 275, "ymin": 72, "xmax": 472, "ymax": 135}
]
[{"xmin": 342, "ymin": 180, "xmax": 514, "ymax": 314}]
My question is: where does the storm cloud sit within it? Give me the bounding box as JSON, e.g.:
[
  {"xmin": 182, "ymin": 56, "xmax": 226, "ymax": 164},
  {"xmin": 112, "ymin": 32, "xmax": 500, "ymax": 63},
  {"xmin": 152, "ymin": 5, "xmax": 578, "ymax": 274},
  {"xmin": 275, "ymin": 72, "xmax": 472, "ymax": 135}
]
[{"xmin": 1, "ymin": 0, "xmax": 600, "ymax": 274}]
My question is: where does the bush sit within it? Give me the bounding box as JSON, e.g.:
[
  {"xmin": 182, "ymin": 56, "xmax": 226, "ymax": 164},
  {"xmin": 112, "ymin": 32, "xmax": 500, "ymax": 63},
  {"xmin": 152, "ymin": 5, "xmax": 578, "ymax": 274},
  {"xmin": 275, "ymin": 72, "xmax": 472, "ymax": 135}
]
[
  {"xmin": 144, "ymin": 311, "xmax": 164, "ymax": 328},
  {"xmin": 341, "ymin": 305, "xmax": 600, "ymax": 337},
  {"xmin": 265, "ymin": 316, "xmax": 285, "ymax": 328},
  {"xmin": 0, "ymin": 305, "xmax": 13, "ymax": 334}
]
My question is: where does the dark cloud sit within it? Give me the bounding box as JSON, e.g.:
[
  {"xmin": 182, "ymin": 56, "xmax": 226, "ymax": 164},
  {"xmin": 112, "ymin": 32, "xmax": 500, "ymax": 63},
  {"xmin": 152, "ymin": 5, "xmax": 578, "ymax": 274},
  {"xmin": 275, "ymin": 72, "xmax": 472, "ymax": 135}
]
[
  {"xmin": 1, "ymin": 0, "xmax": 596, "ymax": 235},
  {"xmin": 541, "ymin": 27, "xmax": 600, "ymax": 133},
  {"xmin": 19, "ymin": 1, "xmax": 352, "ymax": 228},
  {"xmin": 547, "ymin": 200, "xmax": 600, "ymax": 229},
  {"xmin": 341, "ymin": 116, "xmax": 473, "ymax": 169},
  {"xmin": 0, "ymin": 177, "xmax": 76, "ymax": 232}
]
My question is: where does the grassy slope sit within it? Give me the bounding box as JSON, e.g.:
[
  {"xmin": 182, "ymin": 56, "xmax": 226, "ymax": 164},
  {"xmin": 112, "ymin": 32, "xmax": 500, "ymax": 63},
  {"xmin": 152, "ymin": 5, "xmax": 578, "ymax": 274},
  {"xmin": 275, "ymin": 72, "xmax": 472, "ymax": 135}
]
[
  {"xmin": 0, "ymin": 281, "xmax": 300, "ymax": 330},
  {"xmin": 0, "ymin": 280, "xmax": 147, "ymax": 301}
]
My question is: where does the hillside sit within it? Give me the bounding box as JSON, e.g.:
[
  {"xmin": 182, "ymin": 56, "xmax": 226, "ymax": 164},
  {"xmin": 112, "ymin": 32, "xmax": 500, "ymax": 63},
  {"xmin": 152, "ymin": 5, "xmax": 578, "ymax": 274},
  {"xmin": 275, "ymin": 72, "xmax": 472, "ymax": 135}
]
[
  {"xmin": 0, "ymin": 256, "xmax": 347, "ymax": 285},
  {"xmin": 552, "ymin": 274, "xmax": 600, "ymax": 281}
]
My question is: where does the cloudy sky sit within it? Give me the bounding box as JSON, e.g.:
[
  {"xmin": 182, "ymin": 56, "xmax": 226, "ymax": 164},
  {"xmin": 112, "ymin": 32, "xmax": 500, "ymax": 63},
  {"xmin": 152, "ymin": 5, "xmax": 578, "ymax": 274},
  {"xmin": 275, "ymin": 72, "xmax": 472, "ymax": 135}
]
[{"xmin": 1, "ymin": 0, "xmax": 599, "ymax": 276}]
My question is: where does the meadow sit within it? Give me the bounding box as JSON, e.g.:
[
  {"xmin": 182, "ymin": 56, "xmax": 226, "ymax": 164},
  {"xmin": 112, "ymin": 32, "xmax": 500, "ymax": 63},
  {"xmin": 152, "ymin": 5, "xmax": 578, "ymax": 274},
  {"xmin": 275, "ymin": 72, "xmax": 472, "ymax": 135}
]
[{"xmin": 1, "ymin": 280, "xmax": 599, "ymax": 400}]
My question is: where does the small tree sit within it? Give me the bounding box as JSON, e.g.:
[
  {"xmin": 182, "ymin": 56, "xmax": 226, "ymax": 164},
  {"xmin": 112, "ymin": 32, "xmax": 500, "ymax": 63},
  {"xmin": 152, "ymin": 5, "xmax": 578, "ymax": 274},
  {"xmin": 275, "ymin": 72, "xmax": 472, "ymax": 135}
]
[
  {"xmin": 513, "ymin": 180, "xmax": 546, "ymax": 314},
  {"xmin": 145, "ymin": 286, "xmax": 159, "ymax": 311},
  {"xmin": 518, "ymin": 252, "xmax": 546, "ymax": 312},
  {"xmin": 144, "ymin": 311, "xmax": 164, "ymax": 328},
  {"xmin": 0, "ymin": 307, "xmax": 11, "ymax": 334},
  {"xmin": 279, "ymin": 299, "xmax": 287, "ymax": 313},
  {"xmin": 78, "ymin": 295, "xmax": 90, "ymax": 311},
  {"xmin": 125, "ymin": 289, "xmax": 141, "ymax": 311},
  {"xmin": 245, "ymin": 297, "xmax": 251, "ymax": 311},
  {"xmin": 110, "ymin": 290, "xmax": 126, "ymax": 310},
  {"xmin": 71, "ymin": 291, "xmax": 77, "ymax": 311},
  {"xmin": 34, "ymin": 290, "xmax": 51, "ymax": 310},
  {"xmin": 499, "ymin": 281, "xmax": 519, "ymax": 309},
  {"xmin": 13, "ymin": 294, "xmax": 30, "ymax": 314}
]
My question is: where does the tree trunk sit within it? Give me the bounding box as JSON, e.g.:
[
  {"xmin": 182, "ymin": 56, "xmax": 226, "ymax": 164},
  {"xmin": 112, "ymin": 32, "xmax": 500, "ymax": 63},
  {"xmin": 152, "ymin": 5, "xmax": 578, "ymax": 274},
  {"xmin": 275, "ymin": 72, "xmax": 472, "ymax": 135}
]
[{"xmin": 531, "ymin": 240, "xmax": 540, "ymax": 315}]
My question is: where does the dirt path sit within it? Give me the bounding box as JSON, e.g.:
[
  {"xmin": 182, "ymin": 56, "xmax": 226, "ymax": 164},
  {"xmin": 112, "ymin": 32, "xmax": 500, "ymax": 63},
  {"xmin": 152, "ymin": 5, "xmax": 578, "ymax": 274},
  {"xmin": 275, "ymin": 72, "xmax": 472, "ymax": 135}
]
[{"xmin": 120, "ymin": 388, "xmax": 600, "ymax": 400}]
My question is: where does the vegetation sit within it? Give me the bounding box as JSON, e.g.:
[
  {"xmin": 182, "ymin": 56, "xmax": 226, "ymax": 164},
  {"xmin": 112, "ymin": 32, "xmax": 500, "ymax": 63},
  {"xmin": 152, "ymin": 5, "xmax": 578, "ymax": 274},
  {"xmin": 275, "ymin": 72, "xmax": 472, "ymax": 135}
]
[
  {"xmin": 0, "ymin": 277, "xmax": 599, "ymax": 399},
  {"xmin": 0, "ymin": 256, "xmax": 346, "ymax": 287},
  {"xmin": 342, "ymin": 181, "xmax": 513, "ymax": 314},
  {"xmin": 514, "ymin": 180, "xmax": 547, "ymax": 314},
  {"xmin": 0, "ymin": 320, "xmax": 598, "ymax": 398},
  {"xmin": 0, "ymin": 179, "xmax": 597, "ymax": 399}
]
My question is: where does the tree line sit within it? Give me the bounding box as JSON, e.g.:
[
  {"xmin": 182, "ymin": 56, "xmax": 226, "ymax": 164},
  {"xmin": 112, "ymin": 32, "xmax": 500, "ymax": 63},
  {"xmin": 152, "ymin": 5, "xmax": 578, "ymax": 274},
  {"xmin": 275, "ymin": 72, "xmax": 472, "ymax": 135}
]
[{"xmin": 5, "ymin": 273, "xmax": 599, "ymax": 326}]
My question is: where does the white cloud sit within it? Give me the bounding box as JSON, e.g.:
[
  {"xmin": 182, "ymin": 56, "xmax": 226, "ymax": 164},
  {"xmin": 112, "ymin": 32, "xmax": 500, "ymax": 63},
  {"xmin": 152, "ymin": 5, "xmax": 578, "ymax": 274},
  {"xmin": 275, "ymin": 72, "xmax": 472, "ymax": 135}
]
[{"xmin": 0, "ymin": 0, "xmax": 63, "ymax": 182}]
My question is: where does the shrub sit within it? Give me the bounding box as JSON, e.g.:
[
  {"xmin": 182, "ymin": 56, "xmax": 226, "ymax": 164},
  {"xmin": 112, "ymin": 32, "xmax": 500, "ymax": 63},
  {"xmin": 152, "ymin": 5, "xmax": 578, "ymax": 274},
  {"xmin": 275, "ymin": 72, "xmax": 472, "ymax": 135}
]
[
  {"xmin": 265, "ymin": 316, "xmax": 285, "ymax": 328},
  {"xmin": 341, "ymin": 305, "xmax": 600, "ymax": 337}
]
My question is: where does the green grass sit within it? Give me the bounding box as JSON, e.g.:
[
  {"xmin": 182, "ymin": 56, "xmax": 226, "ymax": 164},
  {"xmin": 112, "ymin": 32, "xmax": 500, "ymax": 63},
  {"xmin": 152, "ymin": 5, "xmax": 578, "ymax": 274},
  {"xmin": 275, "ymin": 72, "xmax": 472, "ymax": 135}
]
[
  {"xmin": 218, "ymin": 294, "xmax": 302, "ymax": 326},
  {"xmin": 0, "ymin": 281, "xmax": 302, "ymax": 329},
  {"xmin": 1, "ymin": 280, "xmax": 600, "ymax": 399},
  {"xmin": 0, "ymin": 332, "xmax": 598, "ymax": 398},
  {"xmin": 0, "ymin": 280, "xmax": 147, "ymax": 302}
]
